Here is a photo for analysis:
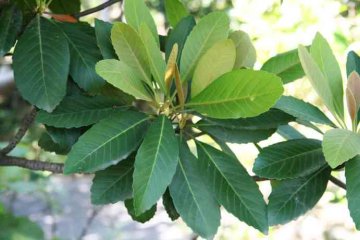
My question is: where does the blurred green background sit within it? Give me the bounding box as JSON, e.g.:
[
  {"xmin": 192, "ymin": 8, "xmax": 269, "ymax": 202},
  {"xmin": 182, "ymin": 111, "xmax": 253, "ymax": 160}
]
[{"xmin": 1, "ymin": 0, "xmax": 360, "ymax": 239}]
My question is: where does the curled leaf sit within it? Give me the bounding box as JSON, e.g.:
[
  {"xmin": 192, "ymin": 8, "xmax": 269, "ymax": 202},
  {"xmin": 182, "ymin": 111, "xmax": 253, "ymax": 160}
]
[
  {"xmin": 347, "ymin": 71, "xmax": 360, "ymax": 122},
  {"xmin": 165, "ymin": 44, "xmax": 179, "ymax": 93}
]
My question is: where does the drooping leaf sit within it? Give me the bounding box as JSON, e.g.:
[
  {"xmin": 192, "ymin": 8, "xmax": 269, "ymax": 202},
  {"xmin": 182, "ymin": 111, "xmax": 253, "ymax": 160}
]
[
  {"xmin": 310, "ymin": 33, "xmax": 344, "ymax": 120},
  {"xmin": 298, "ymin": 45, "xmax": 336, "ymax": 118},
  {"xmin": 345, "ymin": 155, "xmax": 360, "ymax": 229},
  {"xmin": 165, "ymin": 15, "xmax": 196, "ymax": 63},
  {"xmin": 13, "ymin": 15, "xmax": 69, "ymax": 112},
  {"xmin": 180, "ymin": 12, "xmax": 230, "ymax": 82},
  {"xmin": 56, "ymin": 22, "xmax": 105, "ymax": 92},
  {"xmin": 196, "ymin": 142, "xmax": 268, "ymax": 233},
  {"xmin": 38, "ymin": 132, "xmax": 68, "ymax": 155},
  {"xmin": 124, "ymin": 199, "xmax": 156, "ymax": 223},
  {"xmin": 0, "ymin": 213, "xmax": 44, "ymax": 240},
  {"xmin": 268, "ymin": 166, "xmax": 331, "ymax": 225},
  {"xmin": 95, "ymin": 19, "xmax": 117, "ymax": 59},
  {"xmin": 261, "ymin": 48, "xmax": 305, "ymax": 84},
  {"xmin": 64, "ymin": 111, "xmax": 150, "ymax": 174},
  {"xmin": 187, "ymin": 69, "xmax": 283, "ymax": 119},
  {"xmin": 274, "ymin": 95, "xmax": 335, "ymax": 126},
  {"xmin": 96, "ymin": 59, "xmax": 153, "ymax": 101},
  {"xmin": 111, "ymin": 22, "xmax": 152, "ymax": 86},
  {"xmin": 36, "ymin": 95, "xmax": 128, "ymax": 128},
  {"xmin": 346, "ymin": 51, "xmax": 360, "ymax": 77},
  {"xmin": 197, "ymin": 120, "xmax": 276, "ymax": 144},
  {"xmin": 253, "ymin": 139, "xmax": 326, "ymax": 179},
  {"xmin": 124, "ymin": 0, "xmax": 158, "ymax": 44},
  {"xmin": 139, "ymin": 23, "xmax": 167, "ymax": 92},
  {"xmin": 91, "ymin": 157, "xmax": 134, "ymax": 205},
  {"xmin": 229, "ymin": 30, "xmax": 256, "ymax": 69},
  {"xmin": 0, "ymin": 4, "xmax": 22, "ymax": 57},
  {"xmin": 164, "ymin": 0, "xmax": 188, "ymax": 28},
  {"xmin": 169, "ymin": 140, "xmax": 220, "ymax": 239},
  {"xmin": 133, "ymin": 115, "xmax": 179, "ymax": 214},
  {"xmin": 322, "ymin": 129, "xmax": 360, "ymax": 168},
  {"xmin": 191, "ymin": 39, "xmax": 236, "ymax": 97},
  {"xmin": 277, "ymin": 125, "xmax": 305, "ymax": 140},
  {"xmin": 162, "ymin": 188, "xmax": 180, "ymax": 221},
  {"xmin": 49, "ymin": 0, "xmax": 80, "ymax": 14}
]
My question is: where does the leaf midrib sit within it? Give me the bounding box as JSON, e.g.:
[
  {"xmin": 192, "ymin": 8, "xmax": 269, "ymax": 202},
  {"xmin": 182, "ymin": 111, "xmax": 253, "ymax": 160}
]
[{"xmin": 37, "ymin": 16, "xmax": 50, "ymax": 105}]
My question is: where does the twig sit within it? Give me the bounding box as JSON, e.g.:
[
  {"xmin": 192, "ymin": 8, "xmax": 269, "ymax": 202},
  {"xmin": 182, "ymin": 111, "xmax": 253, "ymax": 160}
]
[
  {"xmin": 0, "ymin": 156, "xmax": 64, "ymax": 173},
  {"xmin": 329, "ymin": 175, "xmax": 346, "ymax": 190},
  {"xmin": 252, "ymin": 176, "xmax": 269, "ymax": 182},
  {"xmin": 0, "ymin": 107, "xmax": 37, "ymax": 155},
  {"xmin": 78, "ymin": 207, "xmax": 103, "ymax": 240},
  {"xmin": 73, "ymin": 0, "xmax": 122, "ymax": 18}
]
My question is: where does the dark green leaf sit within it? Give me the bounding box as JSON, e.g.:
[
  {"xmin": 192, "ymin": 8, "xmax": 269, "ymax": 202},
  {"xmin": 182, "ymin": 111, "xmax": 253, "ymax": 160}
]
[
  {"xmin": 91, "ymin": 157, "xmax": 134, "ymax": 205},
  {"xmin": 274, "ymin": 96, "xmax": 335, "ymax": 126},
  {"xmin": 169, "ymin": 139, "xmax": 220, "ymax": 238},
  {"xmin": 347, "ymin": 51, "xmax": 360, "ymax": 77},
  {"xmin": 162, "ymin": 188, "xmax": 180, "ymax": 221},
  {"xmin": 38, "ymin": 132, "xmax": 69, "ymax": 155},
  {"xmin": 165, "ymin": 15, "xmax": 196, "ymax": 63},
  {"xmin": 345, "ymin": 155, "xmax": 360, "ymax": 229},
  {"xmin": 133, "ymin": 115, "xmax": 179, "ymax": 214},
  {"xmin": 56, "ymin": 22, "xmax": 105, "ymax": 92},
  {"xmin": 36, "ymin": 95, "xmax": 128, "ymax": 128},
  {"xmin": 211, "ymin": 136, "xmax": 237, "ymax": 159},
  {"xmin": 0, "ymin": 4, "xmax": 22, "ymax": 57},
  {"xmin": 188, "ymin": 69, "xmax": 284, "ymax": 119},
  {"xmin": 253, "ymin": 139, "xmax": 326, "ymax": 179},
  {"xmin": 268, "ymin": 166, "xmax": 330, "ymax": 225},
  {"xmin": 261, "ymin": 48, "xmax": 305, "ymax": 84},
  {"xmin": 0, "ymin": 213, "xmax": 44, "ymax": 240},
  {"xmin": 196, "ymin": 142, "xmax": 268, "ymax": 233},
  {"xmin": 164, "ymin": 0, "xmax": 188, "ymax": 28},
  {"xmin": 64, "ymin": 111, "xmax": 150, "ymax": 174},
  {"xmin": 49, "ymin": 0, "xmax": 81, "ymax": 14},
  {"xmin": 95, "ymin": 19, "xmax": 117, "ymax": 59},
  {"xmin": 13, "ymin": 16, "xmax": 69, "ymax": 112},
  {"xmin": 277, "ymin": 125, "xmax": 305, "ymax": 140},
  {"xmin": 124, "ymin": 199, "xmax": 156, "ymax": 223}
]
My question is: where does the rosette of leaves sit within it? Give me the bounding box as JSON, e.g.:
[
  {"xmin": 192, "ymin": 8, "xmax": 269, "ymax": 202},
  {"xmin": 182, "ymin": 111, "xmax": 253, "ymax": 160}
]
[
  {"xmin": 253, "ymin": 33, "xmax": 360, "ymax": 229},
  {"xmin": 8, "ymin": 0, "xmax": 288, "ymax": 238}
]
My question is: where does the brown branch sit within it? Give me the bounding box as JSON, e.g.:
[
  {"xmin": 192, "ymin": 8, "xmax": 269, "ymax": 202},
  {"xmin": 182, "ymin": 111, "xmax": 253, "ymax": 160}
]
[
  {"xmin": 0, "ymin": 156, "xmax": 64, "ymax": 173},
  {"xmin": 0, "ymin": 107, "xmax": 37, "ymax": 155},
  {"xmin": 73, "ymin": 0, "xmax": 122, "ymax": 18},
  {"xmin": 329, "ymin": 175, "xmax": 346, "ymax": 190}
]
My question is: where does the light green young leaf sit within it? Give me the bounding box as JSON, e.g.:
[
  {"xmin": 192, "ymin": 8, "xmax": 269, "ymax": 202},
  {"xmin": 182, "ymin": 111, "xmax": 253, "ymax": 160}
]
[
  {"xmin": 169, "ymin": 139, "xmax": 220, "ymax": 239},
  {"xmin": 188, "ymin": 69, "xmax": 283, "ymax": 119},
  {"xmin": 268, "ymin": 166, "xmax": 330, "ymax": 225},
  {"xmin": 139, "ymin": 23, "xmax": 166, "ymax": 92},
  {"xmin": 191, "ymin": 39, "xmax": 236, "ymax": 97},
  {"xmin": 91, "ymin": 157, "xmax": 134, "ymax": 205},
  {"xmin": 111, "ymin": 22, "xmax": 152, "ymax": 86},
  {"xmin": 345, "ymin": 156, "xmax": 360, "ymax": 230},
  {"xmin": 96, "ymin": 59, "xmax": 153, "ymax": 101},
  {"xmin": 164, "ymin": 0, "xmax": 188, "ymax": 28},
  {"xmin": 133, "ymin": 116, "xmax": 179, "ymax": 215},
  {"xmin": 180, "ymin": 11, "xmax": 230, "ymax": 82},
  {"xmin": 196, "ymin": 142, "xmax": 268, "ymax": 233},
  {"xmin": 229, "ymin": 30, "xmax": 256, "ymax": 69},
  {"xmin": 13, "ymin": 16, "xmax": 69, "ymax": 112},
  {"xmin": 322, "ymin": 129, "xmax": 360, "ymax": 168},
  {"xmin": 124, "ymin": 0, "xmax": 158, "ymax": 45},
  {"xmin": 64, "ymin": 111, "xmax": 150, "ymax": 174},
  {"xmin": 310, "ymin": 33, "xmax": 344, "ymax": 120},
  {"xmin": 298, "ymin": 45, "xmax": 336, "ymax": 117},
  {"xmin": 253, "ymin": 139, "xmax": 326, "ymax": 179},
  {"xmin": 261, "ymin": 48, "xmax": 305, "ymax": 84}
]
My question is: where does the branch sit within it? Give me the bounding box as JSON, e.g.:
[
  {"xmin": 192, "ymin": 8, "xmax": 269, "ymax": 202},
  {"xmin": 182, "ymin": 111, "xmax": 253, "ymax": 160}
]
[
  {"xmin": 329, "ymin": 175, "xmax": 346, "ymax": 190},
  {"xmin": 0, "ymin": 107, "xmax": 37, "ymax": 155},
  {"xmin": 74, "ymin": 0, "xmax": 122, "ymax": 18},
  {"xmin": 0, "ymin": 156, "xmax": 64, "ymax": 173}
]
